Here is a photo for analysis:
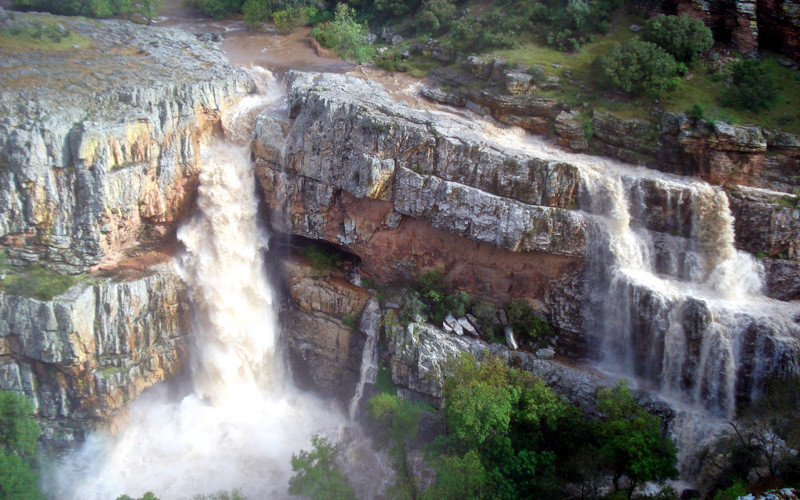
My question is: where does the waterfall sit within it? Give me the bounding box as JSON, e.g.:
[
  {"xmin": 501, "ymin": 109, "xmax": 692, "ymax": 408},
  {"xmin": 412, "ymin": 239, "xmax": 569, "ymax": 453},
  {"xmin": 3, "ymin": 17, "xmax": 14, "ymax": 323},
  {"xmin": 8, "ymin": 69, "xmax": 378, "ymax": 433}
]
[
  {"xmin": 51, "ymin": 68, "xmax": 347, "ymax": 500},
  {"xmin": 469, "ymin": 116, "xmax": 798, "ymax": 420},
  {"xmin": 348, "ymin": 298, "xmax": 381, "ymax": 420}
]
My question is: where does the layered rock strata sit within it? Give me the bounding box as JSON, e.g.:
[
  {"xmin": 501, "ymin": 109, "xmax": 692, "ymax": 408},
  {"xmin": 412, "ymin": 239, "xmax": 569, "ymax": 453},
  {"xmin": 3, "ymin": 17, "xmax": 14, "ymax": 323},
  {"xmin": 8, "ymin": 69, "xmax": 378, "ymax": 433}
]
[
  {"xmin": 0, "ymin": 263, "xmax": 189, "ymax": 447},
  {"xmin": 254, "ymin": 71, "xmax": 586, "ymax": 311},
  {"xmin": 0, "ymin": 13, "xmax": 253, "ymax": 273}
]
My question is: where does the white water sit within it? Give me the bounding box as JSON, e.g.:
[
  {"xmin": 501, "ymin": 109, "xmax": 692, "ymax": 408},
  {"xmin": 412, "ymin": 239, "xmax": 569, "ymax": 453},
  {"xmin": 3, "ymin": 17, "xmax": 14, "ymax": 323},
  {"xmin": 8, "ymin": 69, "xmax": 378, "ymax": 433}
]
[
  {"xmin": 348, "ymin": 298, "xmax": 380, "ymax": 419},
  {"xmin": 430, "ymin": 103, "xmax": 799, "ymax": 420},
  {"xmin": 51, "ymin": 69, "xmax": 348, "ymax": 500}
]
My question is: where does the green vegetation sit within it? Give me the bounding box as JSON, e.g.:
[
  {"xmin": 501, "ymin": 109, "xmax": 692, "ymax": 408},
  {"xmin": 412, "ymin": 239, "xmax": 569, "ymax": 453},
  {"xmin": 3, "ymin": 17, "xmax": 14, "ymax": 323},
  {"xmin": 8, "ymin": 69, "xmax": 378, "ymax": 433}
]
[
  {"xmin": 0, "ymin": 17, "xmax": 93, "ymax": 51},
  {"xmin": 242, "ymin": 0, "xmax": 325, "ymax": 29},
  {"xmin": 721, "ymin": 59, "xmax": 779, "ymax": 111},
  {"xmin": 309, "ymin": 4, "xmax": 373, "ymax": 63},
  {"xmin": 412, "ymin": 268, "xmax": 472, "ymax": 325},
  {"xmin": 422, "ymin": 354, "xmax": 678, "ymax": 499},
  {"xmin": 0, "ymin": 391, "xmax": 44, "ymax": 500},
  {"xmin": 594, "ymin": 39, "xmax": 678, "ymax": 98},
  {"xmin": 299, "ymin": 244, "xmax": 340, "ymax": 276},
  {"xmin": 504, "ymin": 299, "xmax": 553, "ymax": 344},
  {"xmin": 641, "ymin": 14, "xmax": 713, "ymax": 63},
  {"xmin": 365, "ymin": 393, "xmax": 425, "ymax": 497},
  {"xmin": 289, "ymin": 435, "xmax": 356, "ymax": 500},
  {"xmin": 186, "ymin": 0, "xmax": 245, "ymax": 18},
  {"xmin": 116, "ymin": 493, "xmax": 159, "ymax": 500},
  {"xmin": 596, "ymin": 382, "xmax": 679, "ymax": 497},
  {"xmin": 0, "ymin": 264, "xmax": 80, "ymax": 301},
  {"xmin": 12, "ymin": 0, "xmax": 162, "ymax": 22}
]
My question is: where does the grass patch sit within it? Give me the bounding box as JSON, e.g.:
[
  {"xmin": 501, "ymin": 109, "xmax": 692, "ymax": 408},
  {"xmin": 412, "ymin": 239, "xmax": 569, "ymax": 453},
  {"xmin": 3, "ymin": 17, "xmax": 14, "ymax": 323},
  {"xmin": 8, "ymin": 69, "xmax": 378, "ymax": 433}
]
[
  {"xmin": 0, "ymin": 264, "xmax": 80, "ymax": 301},
  {"xmin": 0, "ymin": 15, "xmax": 93, "ymax": 52},
  {"xmin": 299, "ymin": 244, "xmax": 339, "ymax": 276},
  {"xmin": 374, "ymin": 359, "xmax": 397, "ymax": 396},
  {"xmin": 490, "ymin": 11, "xmax": 800, "ymax": 132}
]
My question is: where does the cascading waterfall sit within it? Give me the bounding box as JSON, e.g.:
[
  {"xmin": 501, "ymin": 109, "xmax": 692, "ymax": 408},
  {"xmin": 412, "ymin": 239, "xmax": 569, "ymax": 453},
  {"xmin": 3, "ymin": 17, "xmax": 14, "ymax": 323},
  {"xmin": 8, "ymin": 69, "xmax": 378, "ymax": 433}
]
[
  {"xmin": 469, "ymin": 119, "xmax": 798, "ymax": 420},
  {"xmin": 51, "ymin": 68, "xmax": 348, "ymax": 499},
  {"xmin": 348, "ymin": 298, "xmax": 380, "ymax": 420}
]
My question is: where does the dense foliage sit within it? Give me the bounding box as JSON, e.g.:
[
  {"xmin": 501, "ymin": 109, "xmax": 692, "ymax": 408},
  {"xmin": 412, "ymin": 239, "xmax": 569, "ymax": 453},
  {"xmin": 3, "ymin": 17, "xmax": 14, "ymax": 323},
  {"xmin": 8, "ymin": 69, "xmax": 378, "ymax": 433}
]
[
  {"xmin": 289, "ymin": 435, "xmax": 356, "ymax": 500},
  {"xmin": 641, "ymin": 14, "xmax": 713, "ymax": 63},
  {"xmin": 720, "ymin": 59, "xmax": 779, "ymax": 111},
  {"xmin": 12, "ymin": 0, "xmax": 162, "ymax": 22},
  {"xmin": 421, "ymin": 355, "xmax": 679, "ymax": 499},
  {"xmin": 504, "ymin": 299, "xmax": 553, "ymax": 344},
  {"xmin": 309, "ymin": 3, "xmax": 373, "ymax": 62},
  {"xmin": 594, "ymin": 39, "xmax": 678, "ymax": 97},
  {"xmin": 0, "ymin": 391, "xmax": 44, "ymax": 500}
]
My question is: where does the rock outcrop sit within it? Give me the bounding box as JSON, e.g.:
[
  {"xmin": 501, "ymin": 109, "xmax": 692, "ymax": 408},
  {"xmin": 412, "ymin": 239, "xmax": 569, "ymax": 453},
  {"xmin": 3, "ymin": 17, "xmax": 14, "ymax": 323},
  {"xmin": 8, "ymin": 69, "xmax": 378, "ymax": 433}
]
[
  {"xmin": 0, "ymin": 12, "xmax": 255, "ymax": 444},
  {"xmin": 254, "ymin": 71, "xmax": 586, "ymax": 310},
  {"xmin": 0, "ymin": 262, "xmax": 189, "ymax": 447},
  {"xmin": 0, "ymin": 13, "xmax": 253, "ymax": 274}
]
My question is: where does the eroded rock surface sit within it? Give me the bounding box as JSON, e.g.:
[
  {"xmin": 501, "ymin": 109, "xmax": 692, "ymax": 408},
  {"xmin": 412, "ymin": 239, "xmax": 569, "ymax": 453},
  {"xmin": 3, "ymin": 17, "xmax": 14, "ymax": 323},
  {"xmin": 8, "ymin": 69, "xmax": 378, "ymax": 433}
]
[
  {"xmin": 0, "ymin": 263, "xmax": 189, "ymax": 447},
  {"xmin": 0, "ymin": 13, "xmax": 253, "ymax": 273}
]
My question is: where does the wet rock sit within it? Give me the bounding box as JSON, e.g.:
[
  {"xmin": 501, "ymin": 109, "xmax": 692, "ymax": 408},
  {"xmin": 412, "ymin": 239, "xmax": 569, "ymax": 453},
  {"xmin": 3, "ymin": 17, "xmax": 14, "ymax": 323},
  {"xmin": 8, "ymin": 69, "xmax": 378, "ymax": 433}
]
[
  {"xmin": 0, "ymin": 15, "xmax": 253, "ymax": 273},
  {"xmin": 0, "ymin": 263, "xmax": 189, "ymax": 448},
  {"xmin": 282, "ymin": 258, "xmax": 371, "ymax": 402},
  {"xmin": 555, "ymin": 110, "xmax": 588, "ymax": 151}
]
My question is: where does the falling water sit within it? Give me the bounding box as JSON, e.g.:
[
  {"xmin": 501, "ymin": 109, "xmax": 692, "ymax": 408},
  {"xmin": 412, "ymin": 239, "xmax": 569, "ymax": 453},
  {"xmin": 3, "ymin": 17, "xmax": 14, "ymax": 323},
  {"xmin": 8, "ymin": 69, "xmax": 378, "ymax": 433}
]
[
  {"xmin": 348, "ymin": 298, "xmax": 380, "ymax": 420},
  {"xmin": 51, "ymin": 69, "xmax": 348, "ymax": 499},
  {"xmin": 448, "ymin": 111, "xmax": 799, "ymax": 420}
]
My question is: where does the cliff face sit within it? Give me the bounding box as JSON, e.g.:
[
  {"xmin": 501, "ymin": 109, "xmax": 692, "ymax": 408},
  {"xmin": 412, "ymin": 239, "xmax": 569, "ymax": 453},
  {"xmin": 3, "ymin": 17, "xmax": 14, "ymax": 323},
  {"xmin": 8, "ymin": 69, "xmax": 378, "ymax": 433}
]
[
  {"xmin": 0, "ymin": 13, "xmax": 253, "ymax": 443},
  {"xmin": 0, "ymin": 264, "xmax": 189, "ymax": 447},
  {"xmin": 0, "ymin": 14, "xmax": 253, "ymax": 274},
  {"xmin": 254, "ymin": 72, "xmax": 586, "ymax": 308}
]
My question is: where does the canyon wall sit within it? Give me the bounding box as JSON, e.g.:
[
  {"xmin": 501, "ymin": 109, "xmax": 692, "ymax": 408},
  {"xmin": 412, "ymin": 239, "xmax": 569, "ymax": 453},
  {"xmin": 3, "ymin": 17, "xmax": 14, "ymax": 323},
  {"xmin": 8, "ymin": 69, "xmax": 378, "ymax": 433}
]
[{"xmin": 0, "ymin": 13, "xmax": 252, "ymax": 443}]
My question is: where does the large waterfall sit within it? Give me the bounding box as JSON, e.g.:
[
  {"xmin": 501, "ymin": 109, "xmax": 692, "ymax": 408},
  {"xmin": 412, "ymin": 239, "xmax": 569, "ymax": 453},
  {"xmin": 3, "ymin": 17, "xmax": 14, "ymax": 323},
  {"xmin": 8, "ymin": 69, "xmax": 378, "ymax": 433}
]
[{"xmin": 52, "ymin": 69, "xmax": 348, "ymax": 500}]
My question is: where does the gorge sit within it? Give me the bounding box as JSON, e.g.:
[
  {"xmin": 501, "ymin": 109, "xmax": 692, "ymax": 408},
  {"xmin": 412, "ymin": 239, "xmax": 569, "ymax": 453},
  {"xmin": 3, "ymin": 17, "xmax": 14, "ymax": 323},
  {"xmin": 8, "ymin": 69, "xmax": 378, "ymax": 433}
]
[{"xmin": 0, "ymin": 3, "xmax": 798, "ymax": 498}]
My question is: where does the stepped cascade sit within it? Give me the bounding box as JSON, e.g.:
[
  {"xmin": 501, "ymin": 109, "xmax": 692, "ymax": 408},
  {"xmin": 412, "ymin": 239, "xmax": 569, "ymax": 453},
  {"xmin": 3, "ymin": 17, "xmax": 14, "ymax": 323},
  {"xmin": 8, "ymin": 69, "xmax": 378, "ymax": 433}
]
[{"xmin": 481, "ymin": 123, "xmax": 800, "ymax": 418}]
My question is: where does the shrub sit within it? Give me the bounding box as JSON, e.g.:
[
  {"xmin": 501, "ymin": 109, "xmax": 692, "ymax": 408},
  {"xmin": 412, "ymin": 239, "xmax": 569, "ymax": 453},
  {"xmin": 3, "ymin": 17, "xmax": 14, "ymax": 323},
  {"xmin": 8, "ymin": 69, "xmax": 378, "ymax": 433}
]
[
  {"xmin": 299, "ymin": 245, "xmax": 339, "ymax": 275},
  {"xmin": 642, "ymin": 14, "xmax": 714, "ymax": 63},
  {"xmin": 720, "ymin": 59, "xmax": 778, "ymax": 111},
  {"xmin": 0, "ymin": 265, "xmax": 79, "ymax": 301},
  {"xmin": 595, "ymin": 39, "xmax": 679, "ymax": 98},
  {"xmin": 310, "ymin": 4, "xmax": 373, "ymax": 63},
  {"xmin": 242, "ymin": 0, "xmax": 271, "ymax": 28},
  {"xmin": 688, "ymin": 102, "xmax": 705, "ymax": 121},
  {"xmin": 504, "ymin": 299, "xmax": 553, "ymax": 343},
  {"xmin": 289, "ymin": 435, "xmax": 356, "ymax": 500},
  {"xmin": 272, "ymin": 5, "xmax": 316, "ymax": 32}
]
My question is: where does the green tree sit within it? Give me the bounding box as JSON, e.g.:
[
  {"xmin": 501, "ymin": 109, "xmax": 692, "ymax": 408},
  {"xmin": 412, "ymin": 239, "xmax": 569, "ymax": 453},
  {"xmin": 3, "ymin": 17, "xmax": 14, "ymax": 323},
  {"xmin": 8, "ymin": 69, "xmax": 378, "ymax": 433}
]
[
  {"xmin": 309, "ymin": 3, "xmax": 374, "ymax": 63},
  {"xmin": 135, "ymin": 0, "xmax": 162, "ymax": 24},
  {"xmin": 116, "ymin": 492, "xmax": 160, "ymax": 500},
  {"xmin": 421, "ymin": 450, "xmax": 487, "ymax": 500},
  {"xmin": 243, "ymin": 0, "xmax": 271, "ymax": 28},
  {"xmin": 365, "ymin": 393, "xmax": 423, "ymax": 498},
  {"xmin": 642, "ymin": 14, "xmax": 714, "ymax": 63},
  {"xmin": 596, "ymin": 382, "xmax": 678, "ymax": 498},
  {"xmin": 0, "ymin": 391, "xmax": 44, "ymax": 500},
  {"xmin": 595, "ymin": 39, "xmax": 679, "ymax": 98},
  {"xmin": 289, "ymin": 435, "xmax": 356, "ymax": 500},
  {"xmin": 720, "ymin": 59, "xmax": 778, "ymax": 111}
]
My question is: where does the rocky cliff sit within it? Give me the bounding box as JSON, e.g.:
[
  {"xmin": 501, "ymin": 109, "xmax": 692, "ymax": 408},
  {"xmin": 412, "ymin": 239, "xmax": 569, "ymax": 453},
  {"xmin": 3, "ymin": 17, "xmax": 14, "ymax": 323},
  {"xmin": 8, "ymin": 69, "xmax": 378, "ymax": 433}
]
[
  {"xmin": 0, "ymin": 262, "xmax": 189, "ymax": 447},
  {"xmin": 254, "ymin": 71, "xmax": 586, "ymax": 309},
  {"xmin": 0, "ymin": 11, "xmax": 253, "ymax": 443},
  {"xmin": 0, "ymin": 11, "xmax": 253, "ymax": 274}
]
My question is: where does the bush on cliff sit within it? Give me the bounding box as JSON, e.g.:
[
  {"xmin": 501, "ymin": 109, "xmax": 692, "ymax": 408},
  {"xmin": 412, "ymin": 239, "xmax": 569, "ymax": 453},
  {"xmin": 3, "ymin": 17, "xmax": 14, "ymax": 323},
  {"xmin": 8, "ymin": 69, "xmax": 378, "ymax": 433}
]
[
  {"xmin": 641, "ymin": 14, "xmax": 713, "ymax": 63},
  {"xmin": 594, "ymin": 39, "xmax": 678, "ymax": 98},
  {"xmin": 720, "ymin": 59, "xmax": 778, "ymax": 111}
]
